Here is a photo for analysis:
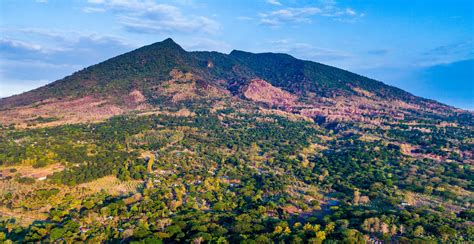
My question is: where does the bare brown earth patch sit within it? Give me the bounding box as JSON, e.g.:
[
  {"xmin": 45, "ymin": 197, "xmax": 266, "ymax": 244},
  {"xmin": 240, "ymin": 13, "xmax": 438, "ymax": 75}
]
[
  {"xmin": 0, "ymin": 90, "xmax": 152, "ymax": 127},
  {"xmin": 129, "ymin": 89, "xmax": 146, "ymax": 103},
  {"xmin": 352, "ymin": 87, "xmax": 375, "ymax": 98},
  {"xmin": 78, "ymin": 176, "xmax": 143, "ymax": 196},
  {"xmin": 282, "ymin": 205, "xmax": 302, "ymax": 214},
  {"xmin": 243, "ymin": 79, "xmax": 298, "ymax": 107},
  {"xmin": 0, "ymin": 96, "xmax": 122, "ymax": 127},
  {"xmin": 257, "ymin": 108, "xmax": 313, "ymax": 122},
  {"xmin": 137, "ymin": 108, "xmax": 196, "ymax": 117},
  {"xmin": 154, "ymin": 69, "xmax": 230, "ymax": 103},
  {"xmin": 238, "ymin": 82, "xmax": 433, "ymax": 125},
  {"xmin": 0, "ymin": 163, "xmax": 64, "ymax": 180}
]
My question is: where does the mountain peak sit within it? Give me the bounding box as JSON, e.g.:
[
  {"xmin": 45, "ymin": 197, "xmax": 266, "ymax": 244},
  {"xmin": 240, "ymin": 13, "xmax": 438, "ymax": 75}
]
[
  {"xmin": 229, "ymin": 49, "xmax": 252, "ymax": 57},
  {"xmin": 149, "ymin": 38, "xmax": 184, "ymax": 51},
  {"xmin": 162, "ymin": 37, "xmax": 178, "ymax": 45}
]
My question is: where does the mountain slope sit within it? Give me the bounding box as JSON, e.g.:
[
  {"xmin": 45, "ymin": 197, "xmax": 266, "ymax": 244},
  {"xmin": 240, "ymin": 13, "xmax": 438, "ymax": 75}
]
[
  {"xmin": 0, "ymin": 38, "xmax": 473, "ymax": 243},
  {"xmin": 0, "ymin": 38, "xmax": 469, "ymax": 127}
]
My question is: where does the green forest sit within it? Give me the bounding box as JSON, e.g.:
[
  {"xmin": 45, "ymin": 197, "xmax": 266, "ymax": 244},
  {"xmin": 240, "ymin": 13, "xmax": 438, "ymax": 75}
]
[{"xmin": 0, "ymin": 105, "xmax": 472, "ymax": 243}]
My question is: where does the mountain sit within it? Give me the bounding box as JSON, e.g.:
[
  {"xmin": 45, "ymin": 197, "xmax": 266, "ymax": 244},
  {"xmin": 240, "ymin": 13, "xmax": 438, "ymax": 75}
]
[
  {"xmin": 0, "ymin": 38, "xmax": 467, "ymax": 127},
  {"xmin": 0, "ymin": 38, "xmax": 472, "ymax": 243}
]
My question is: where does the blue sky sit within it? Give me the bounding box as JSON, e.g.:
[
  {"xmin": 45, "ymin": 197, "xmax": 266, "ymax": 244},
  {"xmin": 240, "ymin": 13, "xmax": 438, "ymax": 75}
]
[{"xmin": 0, "ymin": 0, "xmax": 473, "ymax": 109}]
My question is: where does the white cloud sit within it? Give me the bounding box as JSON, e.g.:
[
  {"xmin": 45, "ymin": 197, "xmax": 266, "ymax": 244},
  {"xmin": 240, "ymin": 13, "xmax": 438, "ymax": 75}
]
[
  {"xmin": 259, "ymin": 7, "xmax": 321, "ymax": 26},
  {"xmin": 0, "ymin": 39, "xmax": 44, "ymax": 52},
  {"xmin": 0, "ymin": 28, "xmax": 136, "ymax": 97},
  {"xmin": 82, "ymin": 7, "xmax": 106, "ymax": 13},
  {"xmin": 266, "ymin": 0, "xmax": 282, "ymax": 6},
  {"xmin": 417, "ymin": 40, "xmax": 474, "ymax": 67},
  {"xmin": 260, "ymin": 18, "xmax": 280, "ymax": 26},
  {"xmin": 121, "ymin": 15, "xmax": 218, "ymax": 34},
  {"xmin": 345, "ymin": 8, "xmax": 356, "ymax": 16},
  {"xmin": 2, "ymin": 28, "xmax": 133, "ymax": 50},
  {"xmin": 259, "ymin": 2, "xmax": 363, "ymax": 26},
  {"xmin": 87, "ymin": 0, "xmax": 219, "ymax": 34}
]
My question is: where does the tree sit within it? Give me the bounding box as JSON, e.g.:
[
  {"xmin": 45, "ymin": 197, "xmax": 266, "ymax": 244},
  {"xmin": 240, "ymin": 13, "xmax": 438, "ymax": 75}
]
[
  {"xmin": 118, "ymin": 166, "xmax": 131, "ymax": 181},
  {"xmin": 308, "ymin": 231, "xmax": 326, "ymax": 244},
  {"xmin": 49, "ymin": 228, "xmax": 65, "ymax": 241},
  {"xmin": 413, "ymin": 226, "xmax": 424, "ymax": 237},
  {"xmin": 212, "ymin": 202, "xmax": 226, "ymax": 211},
  {"xmin": 273, "ymin": 226, "xmax": 283, "ymax": 234},
  {"xmin": 83, "ymin": 200, "xmax": 95, "ymax": 209},
  {"xmin": 324, "ymin": 222, "xmax": 335, "ymax": 234},
  {"xmin": 315, "ymin": 231, "xmax": 326, "ymax": 240},
  {"xmin": 254, "ymin": 235, "xmax": 271, "ymax": 243},
  {"xmin": 362, "ymin": 218, "xmax": 380, "ymax": 233},
  {"xmin": 437, "ymin": 225, "xmax": 456, "ymax": 241},
  {"xmin": 233, "ymin": 214, "xmax": 252, "ymax": 234},
  {"xmin": 342, "ymin": 229, "xmax": 365, "ymax": 244}
]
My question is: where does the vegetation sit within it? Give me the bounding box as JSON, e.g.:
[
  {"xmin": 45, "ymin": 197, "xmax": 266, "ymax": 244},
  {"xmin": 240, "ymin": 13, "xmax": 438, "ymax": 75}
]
[
  {"xmin": 0, "ymin": 38, "xmax": 472, "ymax": 242},
  {"xmin": 1, "ymin": 104, "xmax": 472, "ymax": 243}
]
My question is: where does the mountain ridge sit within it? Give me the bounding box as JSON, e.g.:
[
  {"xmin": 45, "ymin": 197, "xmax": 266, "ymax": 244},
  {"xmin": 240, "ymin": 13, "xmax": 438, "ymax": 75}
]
[
  {"xmin": 0, "ymin": 38, "xmax": 452, "ymax": 107},
  {"xmin": 0, "ymin": 38, "xmax": 469, "ymax": 128}
]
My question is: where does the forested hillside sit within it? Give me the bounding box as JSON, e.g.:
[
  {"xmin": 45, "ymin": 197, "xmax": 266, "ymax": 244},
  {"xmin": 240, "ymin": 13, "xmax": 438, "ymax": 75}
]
[{"xmin": 0, "ymin": 39, "xmax": 472, "ymax": 243}]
